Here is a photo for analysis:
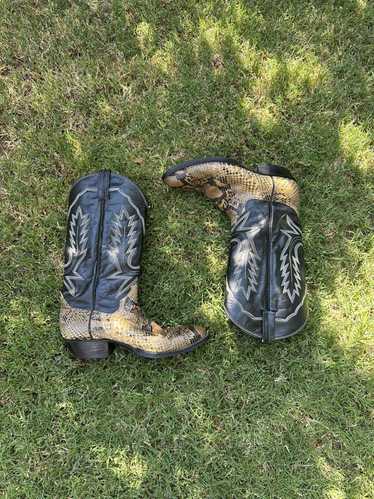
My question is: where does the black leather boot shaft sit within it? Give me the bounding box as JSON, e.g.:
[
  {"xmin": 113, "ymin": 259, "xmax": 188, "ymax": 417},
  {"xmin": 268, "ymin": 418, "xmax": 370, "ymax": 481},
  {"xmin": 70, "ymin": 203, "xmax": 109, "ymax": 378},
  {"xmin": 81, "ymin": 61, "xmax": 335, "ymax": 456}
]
[
  {"xmin": 62, "ymin": 170, "xmax": 147, "ymax": 314},
  {"xmin": 226, "ymin": 197, "xmax": 306, "ymax": 342}
]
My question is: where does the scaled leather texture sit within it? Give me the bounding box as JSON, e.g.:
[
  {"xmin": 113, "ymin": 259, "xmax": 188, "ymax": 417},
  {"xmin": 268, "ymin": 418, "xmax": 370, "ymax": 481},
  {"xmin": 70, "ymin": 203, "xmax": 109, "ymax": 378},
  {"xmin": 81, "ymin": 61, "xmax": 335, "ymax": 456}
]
[{"xmin": 163, "ymin": 158, "xmax": 307, "ymax": 342}]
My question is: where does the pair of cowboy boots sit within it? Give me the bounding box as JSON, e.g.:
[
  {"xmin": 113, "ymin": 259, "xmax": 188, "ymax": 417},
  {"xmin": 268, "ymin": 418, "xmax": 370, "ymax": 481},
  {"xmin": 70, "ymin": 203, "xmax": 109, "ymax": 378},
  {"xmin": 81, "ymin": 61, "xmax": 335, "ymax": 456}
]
[{"xmin": 60, "ymin": 158, "xmax": 307, "ymax": 360}]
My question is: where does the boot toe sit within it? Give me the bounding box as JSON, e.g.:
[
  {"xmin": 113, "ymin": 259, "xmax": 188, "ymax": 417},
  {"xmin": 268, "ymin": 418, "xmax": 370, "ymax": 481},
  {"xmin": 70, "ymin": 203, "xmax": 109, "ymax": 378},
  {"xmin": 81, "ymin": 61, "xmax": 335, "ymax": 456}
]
[
  {"xmin": 192, "ymin": 325, "xmax": 207, "ymax": 340},
  {"xmin": 163, "ymin": 173, "xmax": 185, "ymax": 187}
]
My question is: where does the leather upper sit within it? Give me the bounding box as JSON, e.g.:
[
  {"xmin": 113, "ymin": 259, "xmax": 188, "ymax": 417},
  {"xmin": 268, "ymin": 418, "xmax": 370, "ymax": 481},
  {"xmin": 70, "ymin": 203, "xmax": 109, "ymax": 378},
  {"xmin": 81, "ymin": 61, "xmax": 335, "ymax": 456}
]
[
  {"xmin": 62, "ymin": 171, "xmax": 147, "ymax": 314},
  {"xmin": 226, "ymin": 199, "xmax": 307, "ymax": 340}
]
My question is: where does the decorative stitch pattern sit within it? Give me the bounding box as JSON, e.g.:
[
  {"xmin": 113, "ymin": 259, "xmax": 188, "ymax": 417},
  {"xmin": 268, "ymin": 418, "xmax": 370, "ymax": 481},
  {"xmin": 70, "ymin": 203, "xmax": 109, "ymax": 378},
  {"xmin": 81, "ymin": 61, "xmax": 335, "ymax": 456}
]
[
  {"xmin": 280, "ymin": 215, "xmax": 303, "ymax": 303},
  {"xmin": 63, "ymin": 206, "xmax": 90, "ymax": 296},
  {"xmin": 107, "ymin": 207, "xmax": 141, "ymax": 297}
]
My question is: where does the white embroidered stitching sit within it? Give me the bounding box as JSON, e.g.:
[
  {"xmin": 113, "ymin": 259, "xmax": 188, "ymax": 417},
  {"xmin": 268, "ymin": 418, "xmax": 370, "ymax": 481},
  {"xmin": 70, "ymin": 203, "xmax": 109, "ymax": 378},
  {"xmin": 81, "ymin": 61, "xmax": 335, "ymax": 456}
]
[
  {"xmin": 107, "ymin": 206, "xmax": 141, "ymax": 297},
  {"xmin": 231, "ymin": 232, "xmax": 261, "ymax": 300},
  {"xmin": 280, "ymin": 215, "xmax": 303, "ymax": 303},
  {"xmin": 64, "ymin": 206, "xmax": 90, "ymax": 296}
]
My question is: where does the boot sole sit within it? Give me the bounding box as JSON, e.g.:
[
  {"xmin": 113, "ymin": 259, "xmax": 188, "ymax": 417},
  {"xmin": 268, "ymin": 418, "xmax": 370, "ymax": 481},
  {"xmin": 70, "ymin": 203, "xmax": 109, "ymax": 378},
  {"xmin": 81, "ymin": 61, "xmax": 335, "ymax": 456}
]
[
  {"xmin": 162, "ymin": 156, "xmax": 295, "ymax": 181},
  {"xmin": 162, "ymin": 156, "xmax": 242, "ymax": 180},
  {"xmin": 67, "ymin": 334, "xmax": 208, "ymax": 361}
]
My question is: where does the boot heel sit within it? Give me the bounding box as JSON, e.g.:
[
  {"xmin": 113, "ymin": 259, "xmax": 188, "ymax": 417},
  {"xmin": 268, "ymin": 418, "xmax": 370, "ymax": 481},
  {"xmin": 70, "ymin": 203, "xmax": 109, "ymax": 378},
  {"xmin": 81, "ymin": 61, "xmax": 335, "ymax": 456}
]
[{"xmin": 67, "ymin": 340, "xmax": 112, "ymax": 360}]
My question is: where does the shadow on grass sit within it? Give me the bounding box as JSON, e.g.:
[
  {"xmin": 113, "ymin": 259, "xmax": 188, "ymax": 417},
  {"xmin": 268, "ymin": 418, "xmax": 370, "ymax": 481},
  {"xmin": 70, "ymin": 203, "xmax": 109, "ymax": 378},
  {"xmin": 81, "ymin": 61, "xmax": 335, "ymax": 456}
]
[{"xmin": 1, "ymin": 0, "xmax": 373, "ymax": 497}]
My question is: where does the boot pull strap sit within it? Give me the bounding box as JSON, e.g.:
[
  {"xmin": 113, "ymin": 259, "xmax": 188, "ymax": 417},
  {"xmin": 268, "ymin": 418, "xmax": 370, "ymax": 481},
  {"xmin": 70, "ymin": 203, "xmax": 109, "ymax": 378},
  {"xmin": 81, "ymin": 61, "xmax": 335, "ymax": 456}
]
[
  {"xmin": 262, "ymin": 310, "xmax": 276, "ymax": 343},
  {"xmin": 98, "ymin": 170, "xmax": 111, "ymax": 199},
  {"xmin": 254, "ymin": 163, "xmax": 295, "ymax": 181}
]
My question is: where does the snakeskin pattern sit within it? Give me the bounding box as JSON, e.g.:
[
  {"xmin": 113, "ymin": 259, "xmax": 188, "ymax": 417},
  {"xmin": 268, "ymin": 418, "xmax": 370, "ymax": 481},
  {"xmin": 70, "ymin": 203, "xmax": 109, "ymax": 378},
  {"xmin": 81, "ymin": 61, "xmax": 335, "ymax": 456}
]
[
  {"xmin": 60, "ymin": 298, "xmax": 91, "ymax": 340},
  {"xmin": 60, "ymin": 286, "xmax": 205, "ymax": 353},
  {"xmin": 164, "ymin": 160, "xmax": 300, "ymax": 223}
]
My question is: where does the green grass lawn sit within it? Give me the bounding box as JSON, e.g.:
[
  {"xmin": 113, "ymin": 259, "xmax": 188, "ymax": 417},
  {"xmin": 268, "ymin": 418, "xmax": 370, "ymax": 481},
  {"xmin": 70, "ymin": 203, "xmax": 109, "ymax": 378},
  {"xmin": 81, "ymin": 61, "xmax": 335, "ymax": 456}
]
[{"xmin": 1, "ymin": 0, "xmax": 373, "ymax": 497}]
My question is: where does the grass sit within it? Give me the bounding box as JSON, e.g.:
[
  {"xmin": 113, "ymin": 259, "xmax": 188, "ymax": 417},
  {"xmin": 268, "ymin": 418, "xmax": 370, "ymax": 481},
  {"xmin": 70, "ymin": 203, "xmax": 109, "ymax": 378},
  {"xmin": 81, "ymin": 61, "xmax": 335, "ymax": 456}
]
[{"xmin": 0, "ymin": 0, "xmax": 373, "ymax": 497}]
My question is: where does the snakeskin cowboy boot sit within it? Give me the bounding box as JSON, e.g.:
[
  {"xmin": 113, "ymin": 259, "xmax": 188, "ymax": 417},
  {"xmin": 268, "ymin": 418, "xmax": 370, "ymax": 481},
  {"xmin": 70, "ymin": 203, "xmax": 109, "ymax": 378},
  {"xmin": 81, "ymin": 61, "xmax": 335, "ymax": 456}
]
[
  {"xmin": 163, "ymin": 158, "xmax": 307, "ymax": 342},
  {"xmin": 60, "ymin": 170, "xmax": 208, "ymax": 360}
]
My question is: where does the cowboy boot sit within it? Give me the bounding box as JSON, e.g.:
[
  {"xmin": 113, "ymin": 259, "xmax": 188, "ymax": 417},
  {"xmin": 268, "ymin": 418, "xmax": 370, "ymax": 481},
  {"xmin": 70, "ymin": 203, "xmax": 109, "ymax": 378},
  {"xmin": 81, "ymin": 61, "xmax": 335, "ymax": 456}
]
[
  {"xmin": 60, "ymin": 170, "xmax": 208, "ymax": 360},
  {"xmin": 162, "ymin": 157, "xmax": 307, "ymax": 342}
]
